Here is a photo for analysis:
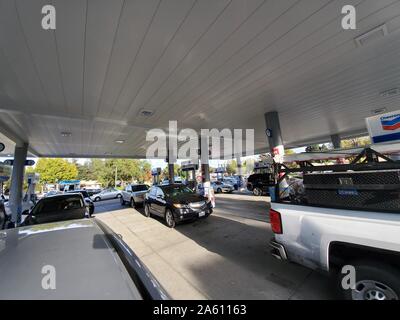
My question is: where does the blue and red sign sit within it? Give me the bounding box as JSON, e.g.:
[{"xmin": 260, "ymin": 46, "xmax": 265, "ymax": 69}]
[
  {"xmin": 366, "ymin": 110, "xmax": 400, "ymax": 144},
  {"xmin": 381, "ymin": 114, "xmax": 400, "ymax": 131}
]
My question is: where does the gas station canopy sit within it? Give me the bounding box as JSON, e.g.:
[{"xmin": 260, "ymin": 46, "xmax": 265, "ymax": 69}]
[{"xmin": 1, "ymin": 0, "xmax": 400, "ymax": 158}]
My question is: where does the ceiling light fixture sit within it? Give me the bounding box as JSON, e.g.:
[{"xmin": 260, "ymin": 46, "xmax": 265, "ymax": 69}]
[
  {"xmin": 354, "ymin": 24, "xmax": 388, "ymax": 47},
  {"xmin": 138, "ymin": 108, "xmax": 155, "ymax": 117},
  {"xmin": 115, "ymin": 140, "xmax": 125, "ymax": 144},
  {"xmin": 61, "ymin": 131, "xmax": 72, "ymax": 137},
  {"xmin": 371, "ymin": 107, "xmax": 387, "ymax": 115},
  {"xmin": 380, "ymin": 88, "xmax": 400, "ymax": 98}
]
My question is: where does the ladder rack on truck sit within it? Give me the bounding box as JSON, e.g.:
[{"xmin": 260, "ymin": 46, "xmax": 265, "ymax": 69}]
[
  {"xmin": 272, "ymin": 146, "xmax": 400, "ymax": 213},
  {"xmin": 268, "ymin": 143, "xmax": 400, "ymax": 300}
]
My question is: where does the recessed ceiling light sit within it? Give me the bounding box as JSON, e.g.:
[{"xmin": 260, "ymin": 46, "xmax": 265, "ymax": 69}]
[
  {"xmin": 115, "ymin": 140, "xmax": 125, "ymax": 144},
  {"xmin": 355, "ymin": 24, "xmax": 388, "ymax": 47},
  {"xmin": 138, "ymin": 108, "xmax": 154, "ymax": 117},
  {"xmin": 104, "ymin": 152, "xmax": 112, "ymax": 155},
  {"xmin": 371, "ymin": 107, "xmax": 387, "ymax": 115},
  {"xmin": 61, "ymin": 131, "xmax": 72, "ymax": 137},
  {"xmin": 380, "ymin": 88, "xmax": 399, "ymax": 98}
]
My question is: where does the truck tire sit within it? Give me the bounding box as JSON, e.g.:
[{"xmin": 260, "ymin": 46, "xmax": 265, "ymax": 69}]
[
  {"xmin": 120, "ymin": 197, "xmax": 126, "ymax": 206},
  {"xmin": 130, "ymin": 198, "xmax": 137, "ymax": 209},
  {"xmin": 338, "ymin": 260, "xmax": 400, "ymax": 300}
]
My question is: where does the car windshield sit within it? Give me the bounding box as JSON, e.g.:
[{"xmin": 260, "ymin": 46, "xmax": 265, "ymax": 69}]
[{"xmin": 161, "ymin": 185, "xmax": 195, "ymax": 197}]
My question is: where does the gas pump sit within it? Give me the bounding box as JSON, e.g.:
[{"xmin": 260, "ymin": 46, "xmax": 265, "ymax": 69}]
[
  {"xmin": 0, "ymin": 161, "xmax": 11, "ymax": 200},
  {"xmin": 215, "ymin": 166, "xmax": 225, "ymax": 181},
  {"xmin": 23, "ymin": 172, "xmax": 40, "ymax": 205},
  {"xmin": 151, "ymin": 168, "xmax": 162, "ymax": 185},
  {"xmin": 181, "ymin": 161, "xmax": 199, "ymax": 190}
]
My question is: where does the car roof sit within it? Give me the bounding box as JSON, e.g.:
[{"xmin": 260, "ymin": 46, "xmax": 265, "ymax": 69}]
[
  {"xmin": 0, "ymin": 219, "xmax": 142, "ymax": 299},
  {"xmin": 43, "ymin": 193, "xmax": 83, "ymax": 199}
]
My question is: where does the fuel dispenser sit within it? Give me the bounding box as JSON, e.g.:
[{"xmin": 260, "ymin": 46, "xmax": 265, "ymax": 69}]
[
  {"xmin": 181, "ymin": 161, "xmax": 199, "ymax": 190},
  {"xmin": 151, "ymin": 168, "xmax": 162, "ymax": 185},
  {"xmin": 24, "ymin": 172, "xmax": 40, "ymax": 205}
]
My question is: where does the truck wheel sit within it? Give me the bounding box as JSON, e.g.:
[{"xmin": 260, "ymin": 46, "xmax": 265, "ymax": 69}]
[
  {"xmin": 253, "ymin": 187, "xmax": 262, "ymax": 196},
  {"xmin": 130, "ymin": 198, "xmax": 136, "ymax": 209},
  {"xmin": 338, "ymin": 261, "xmax": 400, "ymax": 300},
  {"xmin": 120, "ymin": 197, "xmax": 126, "ymax": 206}
]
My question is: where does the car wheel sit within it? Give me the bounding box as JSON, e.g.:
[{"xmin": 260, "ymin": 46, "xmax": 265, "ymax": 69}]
[
  {"xmin": 217, "ymin": 188, "xmax": 222, "ymax": 194},
  {"xmin": 144, "ymin": 204, "xmax": 151, "ymax": 217},
  {"xmin": 117, "ymin": 194, "xmax": 122, "ymax": 199},
  {"xmin": 253, "ymin": 188, "xmax": 262, "ymax": 196},
  {"xmin": 94, "ymin": 197, "xmax": 101, "ymax": 202},
  {"xmin": 338, "ymin": 260, "xmax": 400, "ymax": 300},
  {"xmin": 120, "ymin": 197, "xmax": 126, "ymax": 206},
  {"xmin": 130, "ymin": 198, "xmax": 136, "ymax": 209},
  {"xmin": 165, "ymin": 209, "xmax": 176, "ymax": 228}
]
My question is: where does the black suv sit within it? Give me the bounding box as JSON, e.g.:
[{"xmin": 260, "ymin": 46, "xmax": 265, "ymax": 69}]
[
  {"xmin": 246, "ymin": 173, "xmax": 274, "ymax": 196},
  {"xmin": 144, "ymin": 184, "xmax": 212, "ymax": 228},
  {"xmin": 21, "ymin": 194, "xmax": 87, "ymax": 226}
]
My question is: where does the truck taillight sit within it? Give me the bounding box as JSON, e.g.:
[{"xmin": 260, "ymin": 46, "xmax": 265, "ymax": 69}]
[{"xmin": 269, "ymin": 209, "xmax": 283, "ymax": 234}]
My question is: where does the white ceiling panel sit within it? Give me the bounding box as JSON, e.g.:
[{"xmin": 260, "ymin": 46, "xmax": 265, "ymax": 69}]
[{"xmin": 0, "ymin": 0, "xmax": 400, "ymax": 158}]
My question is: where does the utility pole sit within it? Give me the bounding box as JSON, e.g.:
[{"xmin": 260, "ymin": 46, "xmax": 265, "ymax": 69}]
[{"xmin": 115, "ymin": 165, "xmax": 118, "ymax": 188}]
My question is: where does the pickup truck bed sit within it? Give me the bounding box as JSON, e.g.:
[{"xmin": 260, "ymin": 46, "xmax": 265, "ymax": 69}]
[{"xmin": 270, "ymin": 202, "xmax": 400, "ymax": 300}]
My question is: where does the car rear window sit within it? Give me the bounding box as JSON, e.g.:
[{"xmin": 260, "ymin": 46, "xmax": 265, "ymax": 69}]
[
  {"xmin": 131, "ymin": 185, "xmax": 148, "ymax": 192},
  {"xmin": 33, "ymin": 196, "xmax": 84, "ymax": 215}
]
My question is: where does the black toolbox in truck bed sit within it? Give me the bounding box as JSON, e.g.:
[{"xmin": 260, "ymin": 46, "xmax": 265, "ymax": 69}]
[{"xmin": 304, "ymin": 170, "xmax": 400, "ymax": 212}]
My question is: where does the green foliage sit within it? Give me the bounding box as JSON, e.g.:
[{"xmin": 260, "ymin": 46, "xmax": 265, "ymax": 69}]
[
  {"xmin": 226, "ymin": 160, "xmax": 237, "ymax": 175},
  {"xmin": 161, "ymin": 164, "xmax": 185, "ymax": 180},
  {"xmin": 340, "ymin": 137, "xmax": 371, "ymax": 149},
  {"xmin": 35, "ymin": 158, "xmax": 78, "ymax": 184},
  {"xmin": 305, "ymin": 144, "xmax": 329, "ymax": 153},
  {"xmin": 90, "ymin": 159, "xmax": 152, "ymax": 187},
  {"xmin": 28, "ymin": 158, "xmax": 152, "ymax": 188}
]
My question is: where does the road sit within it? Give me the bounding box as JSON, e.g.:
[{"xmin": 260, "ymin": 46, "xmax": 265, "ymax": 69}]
[{"xmin": 94, "ymin": 193, "xmax": 337, "ymax": 300}]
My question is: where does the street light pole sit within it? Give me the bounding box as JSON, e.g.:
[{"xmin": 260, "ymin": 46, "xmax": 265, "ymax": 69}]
[{"xmin": 115, "ymin": 165, "xmax": 118, "ymax": 188}]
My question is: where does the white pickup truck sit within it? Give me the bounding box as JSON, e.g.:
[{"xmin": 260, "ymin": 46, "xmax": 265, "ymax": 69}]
[
  {"xmin": 269, "ymin": 203, "xmax": 400, "ymax": 300},
  {"xmin": 269, "ymin": 146, "xmax": 400, "ymax": 300}
]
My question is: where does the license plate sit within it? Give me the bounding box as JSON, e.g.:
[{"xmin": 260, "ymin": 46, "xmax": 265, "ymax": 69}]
[{"xmin": 198, "ymin": 211, "xmax": 206, "ymax": 217}]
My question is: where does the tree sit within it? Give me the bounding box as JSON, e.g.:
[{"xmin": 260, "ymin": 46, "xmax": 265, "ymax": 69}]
[
  {"xmin": 161, "ymin": 164, "xmax": 184, "ymax": 180},
  {"xmin": 93, "ymin": 159, "xmax": 152, "ymax": 187},
  {"xmin": 226, "ymin": 160, "xmax": 237, "ymax": 175},
  {"xmin": 305, "ymin": 144, "xmax": 329, "ymax": 153},
  {"xmin": 35, "ymin": 158, "xmax": 78, "ymax": 184},
  {"xmin": 340, "ymin": 137, "xmax": 371, "ymax": 149}
]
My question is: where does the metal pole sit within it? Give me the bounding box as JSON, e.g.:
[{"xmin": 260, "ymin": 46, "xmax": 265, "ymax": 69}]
[
  {"xmin": 115, "ymin": 165, "xmax": 117, "ymax": 187},
  {"xmin": 9, "ymin": 143, "xmax": 28, "ymax": 225}
]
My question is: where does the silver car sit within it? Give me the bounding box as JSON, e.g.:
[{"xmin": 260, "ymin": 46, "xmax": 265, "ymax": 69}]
[
  {"xmin": 91, "ymin": 188, "xmax": 122, "ymax": 202},
  {"xmin": 0, "ymin": 219, "xmax": 169, "ymax": 299},
  {"xmin": 211, "ymin": 181, "xmax": 234, "ymax": 193}
]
